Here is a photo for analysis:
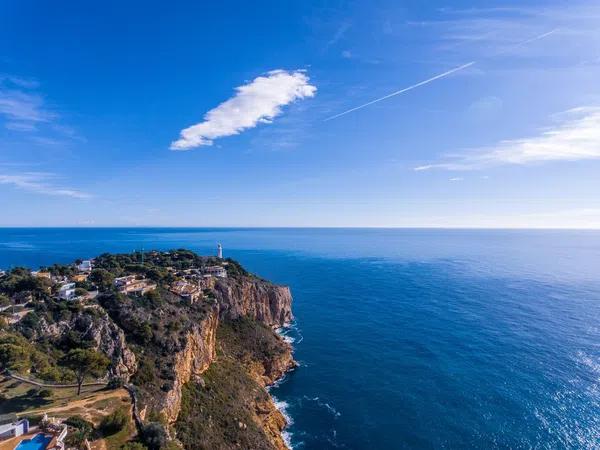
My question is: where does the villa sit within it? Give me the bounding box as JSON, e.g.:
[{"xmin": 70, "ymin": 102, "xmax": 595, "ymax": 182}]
[
  {"xmin": 170, "ymin": 280, "xmax": 203, "ymax": 303},
  {"xmin": 76, "ymin": 260, "xmax": 93, "ymax": 272},
  {"xmin": 58, "ymin": 283, "xmax": 76, "ymax": 301},
  {"xmin": 71, "ymin": 273, "xmax": 89, "ymax": 282},
  {"xmin": 203, "ymin": 265, "xmax": 227, "ymax": 278},
  {"xmin": 114, "ymin": 275, "xmax": 157, "ymax": 296},
  {"xmin": 0, "ymin": 416, "xmax": 28, "ymax": 441},
  {"xmin": 32, "ymin": 271, "xmax": 51, "ymax": 280}
]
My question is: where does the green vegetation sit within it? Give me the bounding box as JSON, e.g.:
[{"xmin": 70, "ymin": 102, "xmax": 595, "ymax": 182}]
[
  {"xmin": 218, "ymin": 317, "xmax": 290, "ymax": 367},
  {"xmin": 64, "ymin": 415, "xmax": 95, "ymax": 448},
  {"xmin": 120, "ymin": 442, "xmax": 148, "ymax": 450},
  {"xmin": 175, "ymin": 319, "xmax": 287, "ymax": 450},
  {"xmin": 62, "ymin": 348, "xmax": 110, "ymax": 395},
  {"xmin": 0, "ymin": 249, "xmax": 285, "ymax": 450},
  {"xmin": 0, "ymin": 376, "xmax": 106, "ymax": 415},
  {"xmin": 100, "ymin": 407, "xmax": 129, "ymax": 435},
  {"xmin": 176, "ymin": 356, "xmax": 273, "ymax": 450}
]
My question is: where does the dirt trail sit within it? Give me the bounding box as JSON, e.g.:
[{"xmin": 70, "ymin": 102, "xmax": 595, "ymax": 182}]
[{"xmin": 22, "ymin": 388, "xmax": 129, "ymax": 417}]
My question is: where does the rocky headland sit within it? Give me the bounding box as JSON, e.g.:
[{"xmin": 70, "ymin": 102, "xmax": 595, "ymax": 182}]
[{"xmin": 0, "ymin": 249, "xmax": 295, "ymax": 449}]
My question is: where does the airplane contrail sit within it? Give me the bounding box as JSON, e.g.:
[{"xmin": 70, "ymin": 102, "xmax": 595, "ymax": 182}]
[
  {"xmin": 324, "ymin": 29, "xmax": 559, "ymax": 122},
  {"xmin": 324, "ymin": 61, "xmax": 476, "ymax": 121}
]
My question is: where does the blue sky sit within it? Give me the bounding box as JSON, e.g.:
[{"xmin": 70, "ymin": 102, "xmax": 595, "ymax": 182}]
[{"xmin": 1, "ymin": 0, "xmax": 599, "ymax": 227}]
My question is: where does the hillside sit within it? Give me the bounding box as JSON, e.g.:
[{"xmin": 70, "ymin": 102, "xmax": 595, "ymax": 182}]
[{"xmin": 0, "ymin": 249, "xmax": 295, "ymax": 450}]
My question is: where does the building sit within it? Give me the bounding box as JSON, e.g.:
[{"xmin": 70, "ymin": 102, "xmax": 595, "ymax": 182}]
[
  {"xmin": 58, "ymin": 283, "xmax": 76, "ymax": 300},
  {"xmin": 32, "ymin": 271, "xmax": 51, "ymax": 279},
  {"xmin": 217, "ymin": 243, "xmax": 223, "ymax": 259},
  {"xmin": 71, "ymin": 273, "xmax": 89, "ymax": 282},
  {"xmin": 203, "ymin": 265, "xmax": 227, "ymax": 278},
  {"xmin": 114, "ymin": 275, "xmax": 157, "ymax": 296},
  {"xmin": 0, "ymin": 416, "xmax": 29, "ymax": 441},
  {"xmin": 77, "ymin": 260, "xmax": 93, "ymax": 272},
  {"xmin": 170, "ymin": 280, "xmax": 202, "ymax": 303}
]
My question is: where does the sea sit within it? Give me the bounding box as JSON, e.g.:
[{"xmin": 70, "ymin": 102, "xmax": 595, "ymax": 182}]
[{"xmin": 1, "ymin": 228, "xmax": 599, "ymax": 449}]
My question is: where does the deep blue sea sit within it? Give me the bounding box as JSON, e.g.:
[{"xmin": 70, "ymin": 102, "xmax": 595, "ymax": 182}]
[{"xmin": 1, "ymin": 228, "xmax": 600, "ymax": 449}]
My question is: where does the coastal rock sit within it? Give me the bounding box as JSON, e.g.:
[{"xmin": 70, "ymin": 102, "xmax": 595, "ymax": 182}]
[
  {"xmin": 214, "ymin": 278, "xmax": 293, "ymax": 328},
  {"xmin": 159, "ymin": 304, "xmax": 219, "ymax": 423},
  {"xmin": 72, "ymin": 312, "xmax": 138, "ymax": 380},
  {"xmin": 255, "ymin": 398, "xmax": 289, "ymax": 450}
]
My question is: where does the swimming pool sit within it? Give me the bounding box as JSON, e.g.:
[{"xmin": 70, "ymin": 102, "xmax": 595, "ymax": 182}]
[{"xmin": 15, "ymin": 434, "xmax": 52, "ymax": 450}]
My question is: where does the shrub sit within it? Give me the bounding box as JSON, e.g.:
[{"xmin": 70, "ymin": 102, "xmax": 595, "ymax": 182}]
[
  {"xmin": 107, "ymin": 377, "xmax": 124, "ymax": 389},
  {"xmin": 65, "ymin": 415, "xmax": 94, "ymax": 434},
  {"xmin": 100, "ymin": 408, "xmax": 129, "ymax": 435},
  {"xmin": 141, "ymin": 422, "xmax": 168, "ymax": 450},
  {"xmin": 37, "ymin": 388, "xmax": 53, "ymax": 398},
  {"xmin": 120, "ymin": 442, "xmax": 148, "ymax": 450}
]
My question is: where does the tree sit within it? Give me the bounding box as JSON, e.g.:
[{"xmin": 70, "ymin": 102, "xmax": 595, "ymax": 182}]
[
  {"xmin": 62, "ymin": 348, "xmax": 109, "ymax": 395},
  {"xmin": 89, "ymin": 269, "xmax": 114, "ymax": 290},
  {"xmin": 74, "ymin": 288, "xmax": 88, "ymax": 298},
  {"xmin": 141, "ymin": 423, "xmax": 168, "ymax": 450},
  {"xmin": 100, "ymin": 408, "xmax": 129, "ymax": 435},
  {"xmin": 0, "ymin": 294, "xmax": 10, "ymax": 307}
]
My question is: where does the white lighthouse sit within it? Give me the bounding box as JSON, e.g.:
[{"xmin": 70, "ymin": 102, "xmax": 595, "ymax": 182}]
[{"xmin": 217, "ymin": 243, "xmax": 223, "ymax": 259}]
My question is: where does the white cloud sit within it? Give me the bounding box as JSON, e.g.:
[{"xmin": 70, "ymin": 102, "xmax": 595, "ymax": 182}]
[
  {"xmin": 170, "ymin": 70, "xmax": 317, "ymax": 150},
  {"xmin": 415, "ymin": 106, "xmax": 600, "ymax": 170},
  {"xmin": 0, "ymin": 90, "xmax": 54, "ymax": 127},
  {"xmin": 449, "ymin": 177, "xmax": 464, "ymax": 181},
  {"xmin": 0, "ymin": 75, "xmax": 57, "ymax": 133},
  {"xmin": 0, "ymin": 172, "xmax": 91, "ymax": 199}
]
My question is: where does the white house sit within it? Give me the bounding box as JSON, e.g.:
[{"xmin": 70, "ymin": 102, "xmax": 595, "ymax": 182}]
[
  {"xmin": 58, "ymin": 283, "xmax": 76, "ymax": 300},
  {"xmin": 203, "ymin": 265, "xmax": 227, "ymax": 278},
  {"xmin": 77, "ymin": 260, "xmax": 93, "ymax": 272},
  {"xmin": 0, "ymin": 417, "xmax": 29, "ymax": 440}
]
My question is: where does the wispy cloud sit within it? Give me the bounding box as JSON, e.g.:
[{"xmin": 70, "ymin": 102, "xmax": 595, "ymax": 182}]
[
  {"xmin": 415, "ymin": 107, "xmax": 600, "ymax": 170},
  {"xmin": 0, "ymin": 89, "xmax": 54, "ymax": 127},
  {"xmin": 0, "ymin": 172, "xmax": 91, "ymax": 199},
  {"xmin": 430, "ymin": 2, "xmax": 600, "ymax": 64},
  {"xmin": 0, "ymin": 75, "xmax": 60, "ymax": 135},
  {"xmin": 324, "ymin": 27, "xmax": 558, "ymax": 122},
  {"xmin": 170, "ymin": 70, "xmax": 317, "ymax": 150}
]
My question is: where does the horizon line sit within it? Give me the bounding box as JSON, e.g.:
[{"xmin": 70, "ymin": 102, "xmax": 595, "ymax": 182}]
[{"xmin": 0, "ymin": 225, "xmax": 599, "ymax": 231}]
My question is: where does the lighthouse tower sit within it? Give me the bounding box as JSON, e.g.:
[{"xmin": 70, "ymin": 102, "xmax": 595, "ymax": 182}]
[{"xmin": 217, "ymin": 243, "xmax": 223, "ymax": 259}]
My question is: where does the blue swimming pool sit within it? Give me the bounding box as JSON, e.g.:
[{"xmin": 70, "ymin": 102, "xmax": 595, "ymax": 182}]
[{"xmin": 15, "ymin": 434, "xmax": 52, "ymax": 450}]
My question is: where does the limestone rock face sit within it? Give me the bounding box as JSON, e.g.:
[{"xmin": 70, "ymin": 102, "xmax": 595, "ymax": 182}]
[
  {"xmin": 32, "ymin": 311, "xmax": 137, "ymax": 380},
  {"xmin": 159, "ymin": 304, "xmax": 219, "ymax": 423},
  {"xmin": 214, "ymin": 278, "xmax": 293, "ymax": 328},
  {"xmin": 76, "ymin": 313, "xmax": 138, "ymax": 380},
  {"xmin": 255, "ymin": 398, "xmax": 289, "ymax": 450}
]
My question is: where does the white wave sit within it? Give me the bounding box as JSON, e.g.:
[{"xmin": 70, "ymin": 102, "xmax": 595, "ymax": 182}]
[
  {"xmin": 282, "ymin": 430, "xmax": 294, "ymax": 449},
  {"xmin": 272, "ymin": 395, "xmax": 296, "ymax": 449},
  {"xmin": 302, "ymin": 395, "xmax": 342, "ymax": 418}
]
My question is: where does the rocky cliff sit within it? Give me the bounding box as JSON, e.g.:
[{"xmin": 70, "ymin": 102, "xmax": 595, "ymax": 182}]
[
  {"xmin": 2, "ymin": 249, "xmax": 296, "ymax": 450},
  {"xmin": 214, "ymin": 277, "xmax": 293, "ymax": 328},
  {"xmin": 36, "ymin": 311, "xmax": 138, "ymax": 379},
  {"xmin": 159, "ymin": 303, "xmax": 219, "ymax": 423}
]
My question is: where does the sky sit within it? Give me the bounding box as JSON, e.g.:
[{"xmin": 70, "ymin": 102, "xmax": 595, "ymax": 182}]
[{"xmin": 1, "ymin": 0, "xmax": 600, "ymax": 228}]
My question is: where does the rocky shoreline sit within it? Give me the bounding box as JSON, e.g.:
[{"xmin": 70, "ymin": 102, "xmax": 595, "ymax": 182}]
[{"xmin": 0, "ymin": 249, "xmax": 297, "ymax": 449}]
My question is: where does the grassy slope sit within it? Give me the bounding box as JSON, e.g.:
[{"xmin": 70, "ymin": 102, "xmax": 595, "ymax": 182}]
[{"xmin": 175, "ymin": 318, "xmax": 288, "ymax": 450}]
